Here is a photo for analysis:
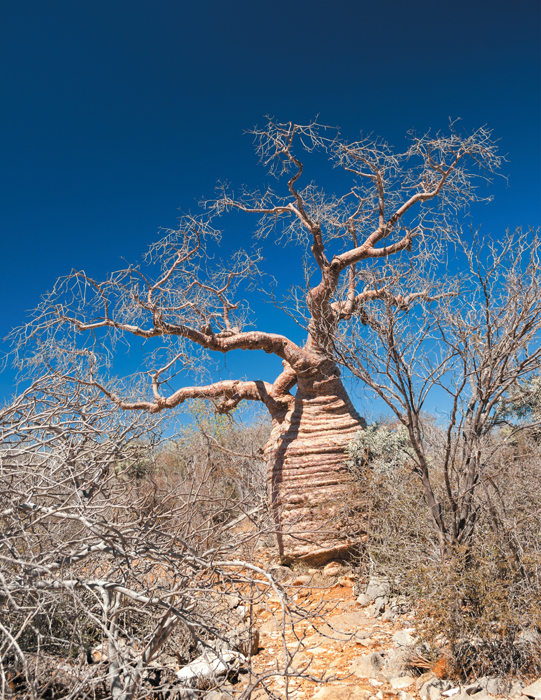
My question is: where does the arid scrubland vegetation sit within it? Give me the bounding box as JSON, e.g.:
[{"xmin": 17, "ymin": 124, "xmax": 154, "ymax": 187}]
[
  {"xmin": 342, "ymin": 226, "xmax": 541, "ymax": 678},
  {"xmin": 2, "ymin": 120, "xmax": 541, "ymax": 698},
  {"xmin": 0, "ymin": 376, "xmax": 303, "ymax": 699}
]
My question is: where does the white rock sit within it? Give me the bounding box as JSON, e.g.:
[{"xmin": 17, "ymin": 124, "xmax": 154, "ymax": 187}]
[
  {"xmin": 357, "ymin": 593, "xmax": 373, "ymax": 607},
  {"xmin": 313, "ymin": 685, "xmax": 373, "ymax": 700},
  {"xmin": 350, "ymin": 652, "xmax": 385, "ymax": 679},
  {"xmin": 355, "ymin": 636, "xmax": 374, "ymax": 647},
  {"xmin": 398, "ymin": 693, "xmax": 415, "ymax": 700},
  {"xmin": 510, "ymin": 683, "xmax": 525, "ymax": 698},
  {"xmin": 175, "ymin": 650, "xmax": 245, "ymax": 682},
  {"xmin": 389, "ymin": 676, "xmax": 416, "ymax": 690},
  {"xmin": 381, "ymin": 646, "xmax": 409, "ymax": 678},
  {"xmin": 392, "ymin": 630, "xmax": 418, "ymax": 647},
  {"xmin": 486, "ymin": 678, "xmax": 510, "ymax": 696},
  {"xmin": 518, "ymin": 629, "xmax": 540, "ymax": 645},
  {"xmin": 370, "ymin": 597, "xmax": 387, "ymax": 616},
  {"xmin": 442, "ymin": 689, "xmax": 460, "ymax": 697},
  {"xmin": 365, "ymin": 577, "xmax": 391, "ymax": 600},
  {"xmin": 523, "ymin": 680, "xmax": 541, "ymax": 699}
]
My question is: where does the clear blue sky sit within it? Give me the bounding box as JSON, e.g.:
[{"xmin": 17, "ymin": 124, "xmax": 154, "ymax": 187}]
[{"xmin": 1, "ymin": 0, "xmax": 540, "ymax": 408}]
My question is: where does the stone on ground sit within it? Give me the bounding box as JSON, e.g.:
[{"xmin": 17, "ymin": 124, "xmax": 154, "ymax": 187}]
[
  {"xmin": 323, "ymin": 561, "xmax": 345, "ymax": 577},
  {"xmin": 389, "ymin": 676, "xmax": 416, "ymax": 690},
  {"xmin": 392, "ymin": 629, "xmax": 417, "ymax": 647},
  {"xmin": 350, "ymin": 652, "xmax": 384, "ymax": 678},
  {"xmin": 523, "ymin": 680, "xmax": 541, "ymax": 699},
  {"xmin": 365, "ymin": 577, "xmax": 391, "ymax": 600},
  {"xmin": 381, "ymin": 646, "xmax": 410, "ymax": 678},
  {"xmin": 313, "ymin": 685, "xmax": 372, "ymax": 700}
]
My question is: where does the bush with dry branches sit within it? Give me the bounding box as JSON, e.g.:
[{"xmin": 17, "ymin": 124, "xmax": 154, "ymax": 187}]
[
  {"xmin": 0, "ymin": 374, "xmax": 329, "ymax": 699},
  {"xmin": 342, "ymin": 228, "xmax": 541, "ymax": 678}
]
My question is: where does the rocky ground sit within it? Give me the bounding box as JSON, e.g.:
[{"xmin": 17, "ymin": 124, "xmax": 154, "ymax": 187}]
[
  {"xmin": 17, "ymin": 559, "xmax": 539, "ymax": 699},
  {"xmin": 222, "ymin": 561, "xmax": 541, "ymax": 700}
]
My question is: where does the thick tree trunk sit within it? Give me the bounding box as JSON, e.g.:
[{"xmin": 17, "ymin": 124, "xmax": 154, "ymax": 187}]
[{"xmin": 263, "ymin": 361, "xmax": 365, "ymax": 565}]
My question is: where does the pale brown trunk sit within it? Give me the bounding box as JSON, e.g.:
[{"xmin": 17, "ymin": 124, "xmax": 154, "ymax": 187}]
[{"xmin": 263, "ymin": 362, "xmax": 365, "ymax": 565}]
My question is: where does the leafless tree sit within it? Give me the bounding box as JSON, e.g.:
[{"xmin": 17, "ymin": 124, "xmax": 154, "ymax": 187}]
[
  {"xmin": 335, "ymin": 226, "xmax": 541, "ymax": 561},
  {"xmin": 8, "ymin": 118, "xmax": 502, "ymax": 564}
]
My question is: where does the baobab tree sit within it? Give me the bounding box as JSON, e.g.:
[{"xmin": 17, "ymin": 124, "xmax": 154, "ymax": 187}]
[{"xmin": 12, "ymin": 119, "xmax": 501, "ymax": 564}]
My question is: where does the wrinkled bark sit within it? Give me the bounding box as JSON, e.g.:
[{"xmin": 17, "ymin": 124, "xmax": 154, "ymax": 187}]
[{"xmin": 263, "ymin": 360, "xmax": 365, "ymax": 564}]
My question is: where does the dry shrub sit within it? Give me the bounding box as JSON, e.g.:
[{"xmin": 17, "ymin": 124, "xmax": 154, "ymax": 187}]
[
  {"xmin": 0, "ymin": 379, "xmax": 318, "ymax": 700},
  {"xmin": 412, "ymin": 542, "xmax": 541, "ymax": 679},
  {"xmin": 348, "ymin": 422, "xmax": 541, "ymax": 680}
]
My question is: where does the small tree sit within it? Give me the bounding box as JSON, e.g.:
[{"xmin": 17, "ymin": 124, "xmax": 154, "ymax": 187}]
[
  {"xmin": 335, "ymin": 226, "xmax": 541, "ymax": 560},
  {"xmin": 10, "ymin": 119, "xmax": 501, "ymax": 563}
]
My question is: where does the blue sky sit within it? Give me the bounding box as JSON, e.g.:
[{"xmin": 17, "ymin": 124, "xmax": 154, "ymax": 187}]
[{"xmin": 1, "ymin": 0, "xmax": 540, "ymax": 412}]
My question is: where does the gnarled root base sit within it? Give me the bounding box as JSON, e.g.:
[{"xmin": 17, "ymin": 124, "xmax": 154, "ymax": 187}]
[{"xmin": 264, "ymin": 371, "xmax": 365, "ymax": 565}]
